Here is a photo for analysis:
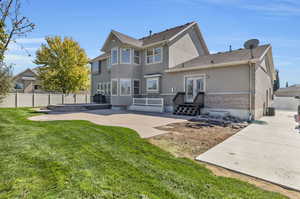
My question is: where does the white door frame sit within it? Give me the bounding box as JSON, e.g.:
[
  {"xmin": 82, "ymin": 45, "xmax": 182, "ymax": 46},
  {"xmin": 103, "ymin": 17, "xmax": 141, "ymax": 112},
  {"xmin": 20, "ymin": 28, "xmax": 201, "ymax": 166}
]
[{"xmin": 184, "ymin": 74, "xmax": 206, "ymax": 102}]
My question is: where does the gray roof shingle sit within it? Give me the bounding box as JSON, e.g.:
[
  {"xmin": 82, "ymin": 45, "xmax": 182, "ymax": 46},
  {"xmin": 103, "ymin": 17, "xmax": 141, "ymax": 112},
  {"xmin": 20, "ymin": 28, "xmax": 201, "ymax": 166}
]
[
  {"xmin": 172, "ymin": 44, "xmax": 270, "ymax": 70},
  {"xmin": 139, "ymin": 22, "xmax": 193, "ymax": 46}
]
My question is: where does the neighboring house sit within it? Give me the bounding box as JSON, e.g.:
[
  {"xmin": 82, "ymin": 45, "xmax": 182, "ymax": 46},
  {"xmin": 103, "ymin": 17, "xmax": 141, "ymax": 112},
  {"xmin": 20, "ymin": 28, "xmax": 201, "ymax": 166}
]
[
  {"xmin": 90, "ymin": 22, "xmax": 276, "ymax": 119},
  {"xmin": 13, "ymin": 68, "xmax": 43, "ymax": 93},
  {"xmin": 275, "ymin": 85, "xmax": 300, "ymax": 97}
]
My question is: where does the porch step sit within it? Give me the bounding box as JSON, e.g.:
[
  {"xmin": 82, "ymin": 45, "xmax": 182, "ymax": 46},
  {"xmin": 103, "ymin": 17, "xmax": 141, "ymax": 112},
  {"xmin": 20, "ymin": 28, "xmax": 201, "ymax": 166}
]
[{"xmin": 173, "ymin": 104, "xmax": 200, "ymax": 116}]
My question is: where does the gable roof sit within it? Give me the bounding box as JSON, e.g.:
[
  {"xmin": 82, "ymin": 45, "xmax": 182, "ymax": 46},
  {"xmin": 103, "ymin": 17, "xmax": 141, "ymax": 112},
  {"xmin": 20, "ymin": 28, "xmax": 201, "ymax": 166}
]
[
  {"xmin": 100, "ymin": 21, "xmax": 207, "ymax": 52},
  {"xmin": 13, "ymin": 67, "xmax": 39, "ymax": 80},
  {"xmin": 112, "ymin": 30, "xmax": 143, "ymax": 47},
  {"xmin": 167, "ymin": 44, "xmax": 271, "ymax": 72},
  {"xmin": 139, "ymin": 22, "xmax": 194, "ymax": 46}
]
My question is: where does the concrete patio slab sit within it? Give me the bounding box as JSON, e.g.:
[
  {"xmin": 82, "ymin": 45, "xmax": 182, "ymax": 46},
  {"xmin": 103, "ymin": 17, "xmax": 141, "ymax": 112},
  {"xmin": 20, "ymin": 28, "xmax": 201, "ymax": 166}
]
[
  {"xmin": 196, "ymin": 111, "xmax": 300, "ymax": 191},
  {"xmin": 29, "ymin": 109, "xmax": 188, "ymax": 138}
]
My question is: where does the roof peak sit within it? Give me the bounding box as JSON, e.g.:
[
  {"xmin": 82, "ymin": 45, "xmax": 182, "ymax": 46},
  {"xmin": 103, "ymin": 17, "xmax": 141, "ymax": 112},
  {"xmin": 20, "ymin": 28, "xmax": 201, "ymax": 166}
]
[{"xmin": 139, "ymin": 21, "xmax": 195, "ymax": 40}]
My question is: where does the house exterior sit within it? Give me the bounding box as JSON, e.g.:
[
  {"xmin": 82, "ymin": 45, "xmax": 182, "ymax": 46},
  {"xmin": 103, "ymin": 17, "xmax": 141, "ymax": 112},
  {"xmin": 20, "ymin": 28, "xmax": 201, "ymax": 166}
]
[
  {"xmin": 90, "ymin": 22, "xmax": 276, "ymax": 119},
  {"xmin": 13, "ymin": 68, "xmax": 43, "ymax": 93}
]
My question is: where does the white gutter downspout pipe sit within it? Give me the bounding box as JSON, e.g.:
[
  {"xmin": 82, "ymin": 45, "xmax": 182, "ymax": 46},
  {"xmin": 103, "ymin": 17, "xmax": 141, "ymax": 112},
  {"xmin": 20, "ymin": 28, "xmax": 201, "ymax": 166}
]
[{"xmin": 248, "ymin": 61, "xmax": 253, "ymax": 120}]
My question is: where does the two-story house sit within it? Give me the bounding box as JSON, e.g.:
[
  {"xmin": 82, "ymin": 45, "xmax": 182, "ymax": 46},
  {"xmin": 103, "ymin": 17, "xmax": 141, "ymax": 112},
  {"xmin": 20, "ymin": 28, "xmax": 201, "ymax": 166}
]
[{"xmin": 90, "ymin": 22, "xmax": 276, "ymax": 119}]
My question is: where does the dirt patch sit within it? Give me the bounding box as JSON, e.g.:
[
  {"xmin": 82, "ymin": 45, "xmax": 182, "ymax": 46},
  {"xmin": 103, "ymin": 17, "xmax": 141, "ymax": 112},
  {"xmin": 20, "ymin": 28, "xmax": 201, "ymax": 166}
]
[
  {"xmin": 149, "ymin": 121, "xmax": 241, "ymax": 158},
  {"xmin": 148, "ymin": 121, "xmax": 300, "ymax": 199}
]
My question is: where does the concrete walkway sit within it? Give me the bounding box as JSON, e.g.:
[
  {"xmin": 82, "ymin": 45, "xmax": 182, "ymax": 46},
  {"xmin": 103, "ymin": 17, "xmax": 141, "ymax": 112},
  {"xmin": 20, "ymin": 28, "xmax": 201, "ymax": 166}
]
[
  {"xmin": 29, "ymin": 109, "xmax": 187, "ymax": 138},
  {"xmin": 196, "ymin": 111, "xmax": 300, "ymax": 191}
]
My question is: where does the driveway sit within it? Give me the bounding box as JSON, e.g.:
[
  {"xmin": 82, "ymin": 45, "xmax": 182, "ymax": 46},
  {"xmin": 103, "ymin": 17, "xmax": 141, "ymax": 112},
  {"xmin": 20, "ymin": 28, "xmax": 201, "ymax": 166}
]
[
  {"xmin": 29, "ymin": 109, "xmax": 187, "ymax": 138},
  {"xmin": 196, "ymin": 111, "xmax": 300, "ymax": 191}
]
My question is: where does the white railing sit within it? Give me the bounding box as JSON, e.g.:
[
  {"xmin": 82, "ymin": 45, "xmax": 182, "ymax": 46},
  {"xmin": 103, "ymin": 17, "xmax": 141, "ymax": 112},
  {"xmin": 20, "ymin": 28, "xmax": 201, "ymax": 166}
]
[{"xmin": 132, "ymin": 98, "xmax": 164, "ymax": 107}]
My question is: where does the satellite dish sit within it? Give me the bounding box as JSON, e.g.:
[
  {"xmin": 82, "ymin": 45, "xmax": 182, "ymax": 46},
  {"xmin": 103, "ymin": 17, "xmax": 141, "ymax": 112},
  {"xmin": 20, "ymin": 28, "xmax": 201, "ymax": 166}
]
[{"xmin": 244, "ymin": 39, "xmax": 259, "ymax": 58}]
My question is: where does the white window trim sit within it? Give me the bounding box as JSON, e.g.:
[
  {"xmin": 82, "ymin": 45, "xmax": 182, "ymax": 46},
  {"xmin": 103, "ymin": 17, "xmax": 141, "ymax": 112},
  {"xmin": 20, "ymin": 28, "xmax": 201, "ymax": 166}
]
[
  {"xmin": 119, "ymin": 78, "xmax": 132, "ymax": 96},
  {"xmin": 121, "ymin": 48, "xmax": 131, "ymax": 64},
  {"xmin": 145, "ymin": 47, "xmax": 163, "ymax": 65},
  {"xmin": 146, "ymin": 77, "xmax": 159, "ymax": 92},
  {"xmin": 133, "ymin": 49, "xmax": 141, "ymax": 65},
  {"xmin": 133, "ymin": 79, "xmax": 141, "ymax": 95},
  {"xmin": 111, "ymin": 79, "xmax": 118, "ymax": 96},
  {"xmin": 183, "ymin": 74, "xmax": 206, "ymax": 92},
  {"xmin": 111, "ymin": 47, "xmax": 119, "ymax": 65}
]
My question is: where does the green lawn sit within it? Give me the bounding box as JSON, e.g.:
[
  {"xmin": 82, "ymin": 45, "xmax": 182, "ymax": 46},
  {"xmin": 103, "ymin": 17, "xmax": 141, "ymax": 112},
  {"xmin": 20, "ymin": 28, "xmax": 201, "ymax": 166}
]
[{"xmin": 0, "ymin": 108, "xmax": 287, "ymax": 199}]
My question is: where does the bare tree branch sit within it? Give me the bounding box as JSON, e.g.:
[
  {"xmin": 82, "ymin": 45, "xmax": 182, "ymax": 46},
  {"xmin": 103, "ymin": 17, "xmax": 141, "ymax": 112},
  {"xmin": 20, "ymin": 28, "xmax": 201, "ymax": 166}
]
[{"xmin": 0, "ymin": 0, "xmax": 35, "ymax": 59}]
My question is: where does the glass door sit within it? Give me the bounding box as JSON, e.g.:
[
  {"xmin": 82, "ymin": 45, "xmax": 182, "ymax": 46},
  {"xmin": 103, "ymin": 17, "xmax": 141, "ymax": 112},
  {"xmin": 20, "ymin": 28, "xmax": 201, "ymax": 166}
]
[
  {"xmin": 186, "ymin": 78, "xmax": 194, "ymax": 102},
  {"xmin": 185, "ymin": 77, "xmax": 204, "ymax": 102}
]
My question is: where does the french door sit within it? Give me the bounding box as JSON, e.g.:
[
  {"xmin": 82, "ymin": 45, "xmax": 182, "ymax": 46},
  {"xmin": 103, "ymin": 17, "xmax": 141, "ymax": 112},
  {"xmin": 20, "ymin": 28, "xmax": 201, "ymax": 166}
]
[{"xmin": 185, "ymin": 76, "xmax": 204, "ymax": 102}]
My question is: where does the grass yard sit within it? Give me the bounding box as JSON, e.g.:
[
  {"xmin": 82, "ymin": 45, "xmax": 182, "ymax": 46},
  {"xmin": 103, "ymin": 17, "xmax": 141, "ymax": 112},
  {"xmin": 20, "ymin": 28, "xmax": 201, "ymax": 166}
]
[{"xmin": 0, "ymin": 108, "xmax": 287, "ymax": 199}]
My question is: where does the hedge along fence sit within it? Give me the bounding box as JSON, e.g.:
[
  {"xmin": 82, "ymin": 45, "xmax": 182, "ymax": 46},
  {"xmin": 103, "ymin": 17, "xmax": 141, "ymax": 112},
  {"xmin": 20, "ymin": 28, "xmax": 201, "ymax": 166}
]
[{"xmin": 0, "ymin": 93, "xmax": 91, "ymax": 108}]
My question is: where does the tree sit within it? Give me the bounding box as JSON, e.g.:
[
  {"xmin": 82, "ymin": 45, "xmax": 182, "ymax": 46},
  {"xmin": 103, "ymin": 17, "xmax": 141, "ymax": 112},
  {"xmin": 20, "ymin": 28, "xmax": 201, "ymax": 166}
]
[
  {"xmin": 0, "ymin": 63, "xmax": 11, "ymax": 101},
  {"xmin": 0, "ymin": 0, "xmax": 35, "ymax": 59},
  {"xmin": 34, "ymin": 36, "xmax": 90, "ymax": 94},
  {"xmin": 0, "ymin": 0, "xmax": 34, "ymax": 100}
]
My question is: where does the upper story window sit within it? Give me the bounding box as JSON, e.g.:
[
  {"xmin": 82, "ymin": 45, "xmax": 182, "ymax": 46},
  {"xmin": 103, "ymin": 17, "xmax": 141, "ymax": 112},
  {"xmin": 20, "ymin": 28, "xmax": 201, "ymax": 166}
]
[
  {"xmin": 134, "ymin": 50, "xmax": 140, "ymax": 64},
  {"xmin": 91, "ymin": 62, "xmax": 99, "ymax": 74},
  {"xmin": 121, "ymin": 48, "xmax": 131, "ymax": 64},
  {"xmin": 146, "ymin": 47, "xmax": 162, "ymax": 64},
  {"xmin": 107, "ymin": 57, "xmax": 112, "ymax": 71},
  {"xmin": 98, "ymin": 61, "xmax": 102, "ymax": 74},
  {"xmin": 111, "ymin": 48, "xmax": 118, "ymax": 65}
]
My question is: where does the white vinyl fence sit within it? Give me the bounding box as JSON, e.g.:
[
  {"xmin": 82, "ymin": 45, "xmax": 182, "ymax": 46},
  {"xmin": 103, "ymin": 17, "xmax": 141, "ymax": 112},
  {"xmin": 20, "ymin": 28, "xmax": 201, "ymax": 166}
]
[
  {"xmin": 272, "ymin": 96, "xmax": 300, "ymax": 111},
  {"xmin": 0, "ymin": 93, "xmax": 91, "ymax": 108}
]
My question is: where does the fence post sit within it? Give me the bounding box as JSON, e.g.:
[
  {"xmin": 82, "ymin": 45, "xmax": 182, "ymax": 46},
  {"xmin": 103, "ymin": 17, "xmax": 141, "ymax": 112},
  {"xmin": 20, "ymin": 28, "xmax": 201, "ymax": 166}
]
[
  {"xmin": 74, "ymin": 94, "xmax": 77, "ymax": 104},
  {"xmin": 62, "ymin": 94, "xmax": 64, "ymax": 104},
  {"xmin": 32, "ymin": 93, "xmax": 35, "ymax": 107},
  {"xmin": 15, "ymin": 92, "xmax": 18, "ymax": 108},
  {"xmin": 48, "ymin": 93, "xmax": 51, "ymax": 105},
  {"xmin": 85, "ymin": 94, "xmax": 88, "ymax": 104}
]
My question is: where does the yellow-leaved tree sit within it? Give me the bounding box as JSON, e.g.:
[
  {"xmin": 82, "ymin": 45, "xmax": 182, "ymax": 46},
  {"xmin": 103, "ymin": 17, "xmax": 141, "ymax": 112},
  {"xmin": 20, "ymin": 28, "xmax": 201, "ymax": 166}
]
[{"xmin": 35, "ymin": 36, "xmax": 90, "ymax": 94}]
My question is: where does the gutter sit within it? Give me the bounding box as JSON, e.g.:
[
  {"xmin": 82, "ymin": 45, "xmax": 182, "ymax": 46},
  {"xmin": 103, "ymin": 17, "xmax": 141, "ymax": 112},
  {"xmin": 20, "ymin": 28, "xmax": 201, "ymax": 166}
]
[{"xmin": 165, "ymin": 59, "xmax": 259, "ymax": 73}]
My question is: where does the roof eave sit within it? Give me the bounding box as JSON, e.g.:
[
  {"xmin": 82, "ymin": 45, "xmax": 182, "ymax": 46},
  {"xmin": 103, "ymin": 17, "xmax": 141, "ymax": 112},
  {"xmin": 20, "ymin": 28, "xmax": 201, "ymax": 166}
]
[{"xmin": 165, "ymin": 59, "xmax": 259, "ymax": 73}]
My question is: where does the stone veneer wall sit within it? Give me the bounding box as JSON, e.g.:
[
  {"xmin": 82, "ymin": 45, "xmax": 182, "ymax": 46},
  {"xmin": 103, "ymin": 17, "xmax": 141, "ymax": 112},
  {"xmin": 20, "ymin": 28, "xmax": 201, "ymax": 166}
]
[{"xmin": 204, "ymin": 94, "xmax": 250, "ymax": 110}]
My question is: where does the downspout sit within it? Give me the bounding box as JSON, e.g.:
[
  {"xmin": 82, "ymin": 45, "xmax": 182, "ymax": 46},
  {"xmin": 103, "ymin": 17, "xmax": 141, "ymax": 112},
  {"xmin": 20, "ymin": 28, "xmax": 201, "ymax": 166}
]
[{"xmin": 248, "ymin": 61, "xmax": 253, "ymax": 120}]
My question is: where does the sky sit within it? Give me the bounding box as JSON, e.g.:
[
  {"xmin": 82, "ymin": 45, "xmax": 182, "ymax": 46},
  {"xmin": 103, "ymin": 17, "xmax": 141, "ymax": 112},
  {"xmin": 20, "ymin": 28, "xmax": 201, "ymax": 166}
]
[{"xmin": 4, "ymin": 0, "xmax": 300, "ymax": 87}]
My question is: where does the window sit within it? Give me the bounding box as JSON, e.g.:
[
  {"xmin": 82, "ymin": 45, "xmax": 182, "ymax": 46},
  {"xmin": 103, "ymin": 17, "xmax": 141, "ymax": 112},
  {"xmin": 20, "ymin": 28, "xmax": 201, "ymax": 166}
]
[
  {"xmin": 134, "ymin": 50, "xmax": 140, "ymax": 64},
  {"xmin": 15, "ymin": 83, "xmax": 24, "ymax": 89},
  {"xmin": 146, "ymin": 77, "xmax": 159, "ymax": 92},
  {"xmin": 154, "ymin": 47, "xmax": 162, "ymax": 63},
  {"xmin": 111, "ymin": 48, "xmax": 118, "ymax": 65},
  {"xmin": 98, "ymin": 61, "xmax": 102, "ymax": 74},
  {"xmin": 111, "ymin": 79, "xmax": 118, "ymax": 96},
  {"xmin": 92, "ymin": 62, "xmax": 99, "ymax": 74},
  {"xmin": 121, "ymin": 48, "xmax": 131, "ymax": 64},
  {"xmin": 120, "ymin": 79, "xmax": 131, "ymax": 96},
  {"xmin": 133, "ymin": 80, "xmax": 140, "ymax": 95},
  {"xmin": 107, "ymin": 57, "xmax": 112, "ymax": 71},
  {"xmin": 146, "ymin": 48, "xmax": 154, "ymax": 64},
  {"xmin": 146, "ymin": 47, "xmax": 162, "ymax": 64},
  {"xmin": 34, "ymin": 85, "xmax": 41, "ymax": 90}
]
